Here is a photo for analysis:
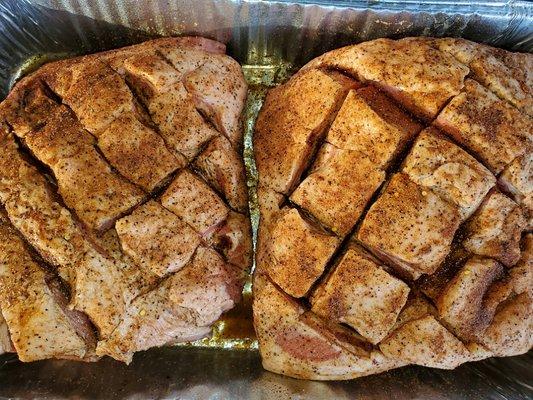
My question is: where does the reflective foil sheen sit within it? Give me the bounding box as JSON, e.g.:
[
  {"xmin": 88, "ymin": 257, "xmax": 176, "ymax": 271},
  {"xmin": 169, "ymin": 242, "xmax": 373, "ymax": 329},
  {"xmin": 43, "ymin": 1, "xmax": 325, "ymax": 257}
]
[{"xmin": 0, "ymin": 0, "xmax": 531, "ymax": 399}]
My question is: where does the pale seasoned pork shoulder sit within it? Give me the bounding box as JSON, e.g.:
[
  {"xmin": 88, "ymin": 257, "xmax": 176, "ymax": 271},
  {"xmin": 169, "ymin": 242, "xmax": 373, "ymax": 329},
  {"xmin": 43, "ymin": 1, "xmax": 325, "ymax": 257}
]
[
  {"xmin": 0, "ymin": 37, "xmax": 250, "ymax": 363},
  {"xmin": 254, "ymin": 37, "xmax": 532, "ymax": 380}
]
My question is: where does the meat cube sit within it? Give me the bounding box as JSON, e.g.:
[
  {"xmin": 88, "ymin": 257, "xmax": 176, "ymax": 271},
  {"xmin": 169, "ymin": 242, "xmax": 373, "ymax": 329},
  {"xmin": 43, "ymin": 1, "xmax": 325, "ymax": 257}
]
[
  {"xmin": 115, "ymin": 200, "xmax": 201, "ymax": 277},
  {"xmin": 465, "ymin": 342, "xmax": 495, "ymax": 362},
  {"xmin": 434, "ymin": 38, "xmax": 533, "ymax": 116},
  {"xmin": 499, "ymin": 154, "xmax": 532, "ymax": 229},
  {"xmin": 160, "ymin": 169, "xmax": 229, "ymax": 239},
  {"xmin": 94, "ymin": 228, "xmax": 159, "ymax": 293},
  {"xmin": 254, "ymin": 68, "xmax": 357, "ymax": 193},
  {"xmin": 263, "ymin": 208, "xmax": 341, "ymax": 298},
  {"xmin": 435, "ymin": 79, "xmax": 532, "ymax": 174},
  {"xmin": 193, "ymin": 136, "xmax": 248, "ymax": 213},
  {"xmin": 151, "ymin": 84, "xmax": 220, "ymax": 159},
  {"xmin": 175, "ymin": 36, "xmax": 226, "ymax": 53},
  {"xmin": 402, "ymin": 127, "xmax": 496, "ymax": 220},
  {"xmin": 92, "ymin": 37, "xmax": 198, "ymax": 71},
  {"xmin": 102, "ymin": 37, "xmax": 221, "ymax": 78},
  {"xmin": 208, "ymin": 211, "xmax": 252, "ymax": 272},
  {"xmin": 0, "ymin": 219, "xmax": 95, "ymax": 361},
  {"xmin": 379, "ymin": 314, "xmax": 471, "ymax": 369},
  {"xmin": 357, "ymin": 173, "xmax": 461, "ymax": 279},
  {"xmin": 437, "ymin": 256, "xmax": 504, "ymax": 341},
  {"xmin": 46, "ymin": 60, "xmax": 138, "ymax": 134},
  {"xmin": 436, "ymin": 254, "xmax": 519, "ymax": 339},
  {"xmin": 98, "ymin": 114, "xmax": 183, "ymax": 191},
  {"xmin": 310, "ymin": 247, "xmax": 410, "ymax": 344},
  {"xmin": 480, "ymin": 273, "xmax": 528, "ymax": 338},
  {"xmin": 121, "ymin": 53, "xmax": 183, "ymax": 94},
  {"xmin": 122, "ymin": 55, "xmax": 219, "ymax": 159},
  {"xmin": 253, "ymin": 273, "xmax": 398, "ymax": 380},
  {"xmin": 97, "ymin": 247, "xmax": 241, "ymax": 363},
  {"xmin": 478, "ymin": 293, "xmax": 533, "ymax": 357},
  {"xmin": 464, "ymin": 191, "xmax": 526, "ymax": 267},
  {"xmin": 68, "ymin": 253, "xmax": 134, "ymax": 340},
  {"xmin": 290, "ymin": 144, "xmax": 385, "ymax": 236},
  {"xmin": 311, "ymin": 38, "xmax": 469, "ymax": 119},
  {"xmin": 326, "ymin": 88, "xmax": 421, "ymax": 168},
  {"xmin": 183, "ymin": 55, "xmax": 247, "ymax": 146},
  {"xmin": 166, "ymin": 36, "xmax": 226, "ymax": 53}
]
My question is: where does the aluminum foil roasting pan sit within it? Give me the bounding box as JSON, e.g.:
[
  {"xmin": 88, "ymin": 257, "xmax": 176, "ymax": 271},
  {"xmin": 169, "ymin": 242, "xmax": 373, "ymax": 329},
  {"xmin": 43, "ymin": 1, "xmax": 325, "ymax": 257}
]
[{"xmin": 0, "ymin": 0, "xmax": 531, "ymax": 398}]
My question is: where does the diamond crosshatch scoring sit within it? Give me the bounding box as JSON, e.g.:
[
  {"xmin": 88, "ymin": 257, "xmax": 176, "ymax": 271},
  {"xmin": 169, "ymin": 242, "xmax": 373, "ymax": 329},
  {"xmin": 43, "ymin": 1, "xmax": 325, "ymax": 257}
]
[
  {"xmin": 0, "ymin": 37, "xmax": 252, "ymax": 364},
  {"xmin": 254, "ymin": 37, "xmax": 532, "ymax": 380}
]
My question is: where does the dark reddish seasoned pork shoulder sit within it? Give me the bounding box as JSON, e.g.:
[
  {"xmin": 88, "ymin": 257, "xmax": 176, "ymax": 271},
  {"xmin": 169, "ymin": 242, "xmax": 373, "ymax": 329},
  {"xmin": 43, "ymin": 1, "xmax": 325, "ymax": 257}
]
[
  {"xmin": 253, "ymin": 37, "xmax": 532, "ymax": 380},
  {"xmin": 0, "ymin": 37, "xmax": 251, "ymax": 364}
]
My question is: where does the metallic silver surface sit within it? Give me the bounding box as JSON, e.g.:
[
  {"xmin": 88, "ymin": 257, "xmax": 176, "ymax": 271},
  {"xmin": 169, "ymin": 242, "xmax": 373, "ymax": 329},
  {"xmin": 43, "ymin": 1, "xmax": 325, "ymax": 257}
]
[
  {"xmin": 0, "ymin": 0, "xmax": 531, "ymax": 398},
  {"xmin": 2, "ymin": 0, "xmax": 532, "ymax": 97},
  {"xmin": 0, "ymin": 349, "xmax": 531, "ymax": 399}
]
